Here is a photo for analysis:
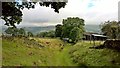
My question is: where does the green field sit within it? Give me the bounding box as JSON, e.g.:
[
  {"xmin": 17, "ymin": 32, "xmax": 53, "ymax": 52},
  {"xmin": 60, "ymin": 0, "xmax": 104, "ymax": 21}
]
[
  {"xmin": 2, "ymin": 37, "xmax": 76, "ymax": 66},
  {"xmin": 2, "ymin": 37, "xmax": 120, "ymax": 66}
]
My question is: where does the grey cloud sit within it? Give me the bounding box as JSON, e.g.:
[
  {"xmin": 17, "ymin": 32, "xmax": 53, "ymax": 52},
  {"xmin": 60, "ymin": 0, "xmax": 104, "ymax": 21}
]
[
  {"xmin": 20, "ymin": 0, "xmax": 118, "ymax": 27},
  {"xmin": 23, "ymin": 17, "xmax": 49, "ymax": 23},
  {"xmin": 21, "ymin": 6, "xmax": 60, "ymax": 24}
]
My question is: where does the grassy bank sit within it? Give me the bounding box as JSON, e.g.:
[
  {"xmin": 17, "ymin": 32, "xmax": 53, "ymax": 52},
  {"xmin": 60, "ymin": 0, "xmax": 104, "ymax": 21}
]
[
  {"xmin": 2, "ymin": 37, "xmax": 76, "ymax": 66},
  {"xmin": 2, "ymin": 37, "xmax": 120, "ymax": 66},
  {"xmin": 69, "ymin": 41, "xmax": 120, "ymax": 66}
]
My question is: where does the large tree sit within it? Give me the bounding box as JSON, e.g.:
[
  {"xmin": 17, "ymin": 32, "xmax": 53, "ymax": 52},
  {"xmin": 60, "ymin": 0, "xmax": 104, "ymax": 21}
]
[
  {"xmin": 101, "ymin": 21, "xmax": 120, "ymax": 39},
  {"xmin": 1, "ymin": 2, "xmax": 67, "ymax": 27},
  {"xmin": 61, "ymin": 17, "xmax": 85, "ymax": 39},
  {"xmin": 55, "ymin": 17, "xmax": 85, "ymax": 43}
]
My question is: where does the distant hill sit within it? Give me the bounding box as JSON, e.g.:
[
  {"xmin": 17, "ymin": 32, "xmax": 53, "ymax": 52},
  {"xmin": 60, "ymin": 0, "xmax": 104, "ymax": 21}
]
[
  {"xmin": 1, "ymin": 26, "xmax": 55, "ymax": 35},
  {"xmin": 1, "ymin": 25, "xmax": 101, "ymax": 35},
  {"xmin": 22, "ymin": 26, "xmax": 55, "ymax": 35},
  {"xmin": 85, "ymin": 25, "xmax": 101, "ymax": 33}
]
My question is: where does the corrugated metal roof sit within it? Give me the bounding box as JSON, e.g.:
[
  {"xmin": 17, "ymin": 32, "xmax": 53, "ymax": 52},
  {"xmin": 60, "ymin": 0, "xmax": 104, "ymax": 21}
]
[{"xmin": 92, "ymin": 34, "xmax": 107, "ymax": 37}]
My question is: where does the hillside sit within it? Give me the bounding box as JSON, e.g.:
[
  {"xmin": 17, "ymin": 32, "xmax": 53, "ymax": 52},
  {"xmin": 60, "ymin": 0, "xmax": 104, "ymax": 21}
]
[
  {"xmin": 2, "ymin": 37, "xmax": 120, "ymax": 66},
  {"xmin": 1, "ymin": 25, "xmax": 101, "ymax": 35},
  {"xmin": 1, "ymin": 26, "xmax": 55, "ymax": 35},
  {"xmin": 69, "ymin": 42, "xmax": 120, "ymax": 66},
  {"xmin": 2, "ymin": 37, "xmax": 76, "ymax": 66}
]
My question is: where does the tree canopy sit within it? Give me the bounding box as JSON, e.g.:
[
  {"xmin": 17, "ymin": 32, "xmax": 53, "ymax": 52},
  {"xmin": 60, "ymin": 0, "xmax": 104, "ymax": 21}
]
[
  {"xmin": 101, "ymin": 21, "xmax": 120, "ymax": 39},
  {"xmin": 61, "ymin": 17, "xmax": 85, "ymax": 39},
  {"xmin": 55, "ymin": 17, "xmax": 85, "ymax": 43},
  {"xmin": 1, "ymin": 2, "xmax": 67, "ymax": 27},
  {"xmin": 69, "ymin": 27, "xmax": 83, "ymax": 43}
]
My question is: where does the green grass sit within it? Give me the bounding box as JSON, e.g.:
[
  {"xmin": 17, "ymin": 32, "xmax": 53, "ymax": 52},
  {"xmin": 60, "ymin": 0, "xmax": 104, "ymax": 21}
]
[
  {"xmin": 2, "ymin": 37, "xmax": 76, "ymax": 66},
  {"xmin": 69, "ymin": 41, "xmax": 120, "ymax": 66},
  {"xmin": 0, "ymin": 37, "xmax": 2, "ymax": 66},
  {"xmin": 2, "ymin": 37, "xmax": 120, "ymax": 66}
]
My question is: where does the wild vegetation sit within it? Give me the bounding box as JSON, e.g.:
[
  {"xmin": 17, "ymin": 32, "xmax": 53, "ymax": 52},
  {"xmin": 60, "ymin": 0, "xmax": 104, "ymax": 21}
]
[
  {"xmin": 55, "ymin": 17, "xmax": 85, "ymax": 43},
  {"xmin": 101, "ymin": 21, "xmax": 120, "ymax": 39},
  {"xmin": 2, "ymin": 36, "xmax": 76, "ymax": 66},
  {"xmin": 2, "ymin": 18, "xmax": 120, "ymax": 66},
  {"xmin": 1, "ymin": 1, "xmax": 120, "ymax": 67},
  {"xmin": 69, "ymin": 41, "xmax": 120, "ymax": 66},
  {"xmin": 29, "ymin": 17, "xmax": 85, "ymax": 43},
  {"xmin": 2, "ymin": 36, "xmax": 120, "ymax": 66}
]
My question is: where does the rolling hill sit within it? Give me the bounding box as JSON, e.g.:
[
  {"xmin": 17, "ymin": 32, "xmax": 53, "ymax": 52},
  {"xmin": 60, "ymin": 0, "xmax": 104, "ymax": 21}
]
[{"xmin": 1, "ymin": 25, "xmax": 101, "ymax": 35}]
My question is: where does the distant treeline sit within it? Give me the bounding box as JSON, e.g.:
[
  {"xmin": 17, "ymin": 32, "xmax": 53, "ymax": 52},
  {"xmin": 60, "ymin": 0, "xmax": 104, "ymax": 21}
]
[
  {"xmin": 3, "ymin": 17, "xmax": 85, "ymax": 44},
  {"xmin": 3, "ymin": 17, "xmax": 120, "ymax": 44}
]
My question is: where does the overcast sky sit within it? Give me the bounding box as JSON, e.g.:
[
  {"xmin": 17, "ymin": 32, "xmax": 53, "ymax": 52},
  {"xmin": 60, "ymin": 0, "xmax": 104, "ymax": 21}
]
[{"xmin": 1, "ymin": 0, "xmax": 120, "ymax": 27}]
